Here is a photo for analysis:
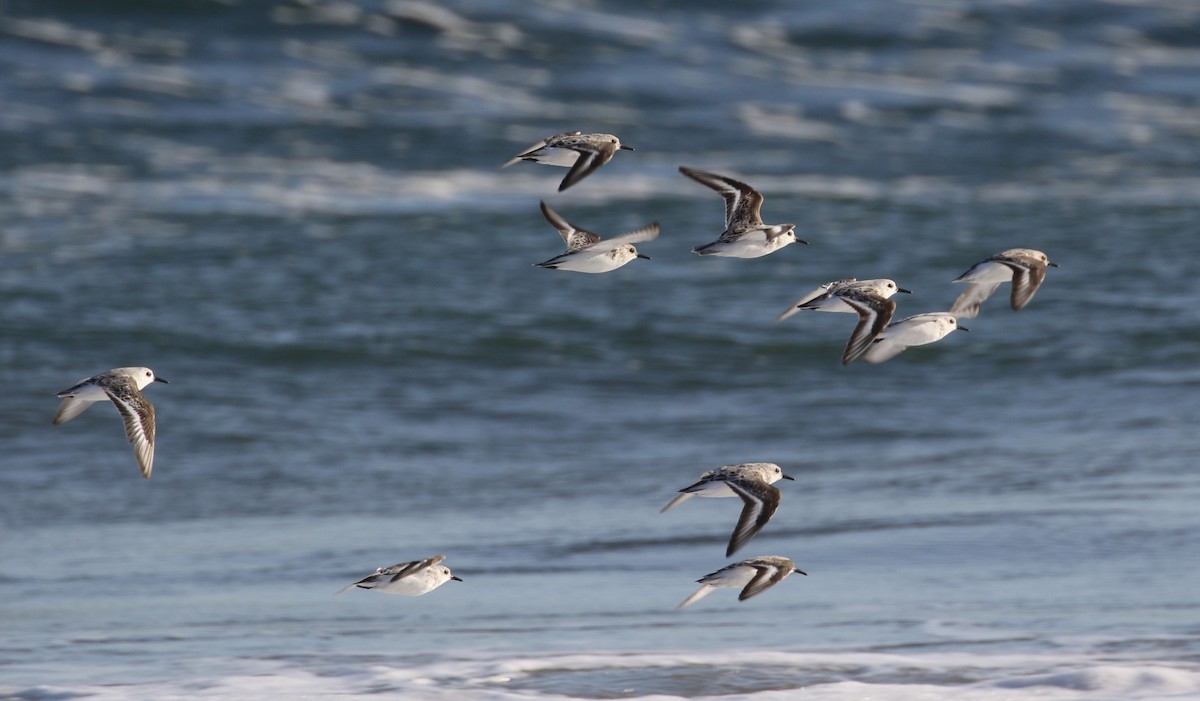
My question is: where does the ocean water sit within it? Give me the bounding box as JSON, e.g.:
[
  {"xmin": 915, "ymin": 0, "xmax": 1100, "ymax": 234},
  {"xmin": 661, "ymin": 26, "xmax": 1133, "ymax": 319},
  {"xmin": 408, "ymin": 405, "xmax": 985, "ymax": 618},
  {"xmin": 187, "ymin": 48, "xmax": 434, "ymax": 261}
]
[{"xmin": 2, "ymin": 0, "xmax": 1199, "ymax": 699}]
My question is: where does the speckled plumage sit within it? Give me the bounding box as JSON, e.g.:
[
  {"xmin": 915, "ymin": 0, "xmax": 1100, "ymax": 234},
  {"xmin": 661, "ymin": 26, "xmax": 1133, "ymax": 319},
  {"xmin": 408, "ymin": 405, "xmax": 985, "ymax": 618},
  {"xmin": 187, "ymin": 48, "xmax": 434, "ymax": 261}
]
[
  {"xmin": 951, "ymin": 248, "xmax": 1057, "ymax": 319},
  {"xmin": 502, "ymin": 131, "xmax": 633, "ymax": 191},
  {"xmin": 336, "ymin": 555, "xmax": 462, "ymax": 596},
  {"xmin": 680, "ymin": 166, "xmax": 806, "ymax": 258},
  {"xmin": 661, "ymin": 462, "xmax": 794, "ymax": 557},
  {"xmin": 53, "ymin": 366, "xmax": 168, "ymax": 479},
  {"xmin": 534, "ymin": 200, "xmax": 658, "ymax": 273},
  {"xmin": 778, "ymin": 278, "xmax": 911, "ymax": 365},
  {"xmin": 677, "ymin": 555, "xmax": 806, "ymax": 609}
]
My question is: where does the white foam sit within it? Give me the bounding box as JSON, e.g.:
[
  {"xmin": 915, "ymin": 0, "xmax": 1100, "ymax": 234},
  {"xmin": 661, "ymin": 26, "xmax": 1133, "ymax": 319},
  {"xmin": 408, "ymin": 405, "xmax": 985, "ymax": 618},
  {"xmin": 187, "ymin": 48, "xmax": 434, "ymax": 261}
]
[{"xmin": 6, "ymin": 651, "xmax": 1198, "ymax": 701}]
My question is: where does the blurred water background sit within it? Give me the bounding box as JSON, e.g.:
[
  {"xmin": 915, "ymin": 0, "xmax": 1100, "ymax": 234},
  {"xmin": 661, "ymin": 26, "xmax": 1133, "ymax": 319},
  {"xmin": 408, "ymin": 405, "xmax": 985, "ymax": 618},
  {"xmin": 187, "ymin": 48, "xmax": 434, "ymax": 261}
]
[{"xmin": 1, "ymin": 0, "xmax": 1199, "ymax": 699}]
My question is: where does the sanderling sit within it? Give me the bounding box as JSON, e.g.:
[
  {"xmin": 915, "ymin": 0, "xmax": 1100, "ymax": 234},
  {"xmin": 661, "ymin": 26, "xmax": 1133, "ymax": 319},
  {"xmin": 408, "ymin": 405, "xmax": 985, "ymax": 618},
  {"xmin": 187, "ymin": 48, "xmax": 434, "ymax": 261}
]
[
  {"xmin": 777, "ymin": 278, "xmax": 911, "ymax": 365},
  {"xmin": 661, "ymin": 463, "xmax": 794, "ymax": 557},
  {"xmin": 679, "ymin": 166, "xmax": 806, "ymax": 258},
  {"xmin": 534, "ymin": 200, "xmax": 658, "ymax": 273},
  {"xmin": 336, "ymin": 555, "xmax": 462, "ymax": 596},
  {"xmin": 52, "ymin": 367, "xmax": 168, "ymax": 479},
  {"xmin": 502, "ymin": 131, "xmax": 632, "ymax": 192},
  {"xmin": 677, "ymin": 556, "xmax": 806, "ymax": 609},
  {"xmin": 862, "ymin": 312, "xmax": 968, "ymax": 364},
  {"xmin": 950, "ymin": 248, "xmax": 1057, "ymax": 319}
]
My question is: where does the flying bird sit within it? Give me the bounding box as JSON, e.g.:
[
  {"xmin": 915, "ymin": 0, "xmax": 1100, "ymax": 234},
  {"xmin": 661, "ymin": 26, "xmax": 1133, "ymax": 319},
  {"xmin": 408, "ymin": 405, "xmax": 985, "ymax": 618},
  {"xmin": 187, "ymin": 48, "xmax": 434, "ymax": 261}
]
[
  {"xmin": 534, "ymin": 200, "xmax": 658, "ymax": 273},
  {"xmin": 677, "ymin": 556, "xmax": 806, "ymax": 609},
  {"xmin": 336, "ymin": 555, "xmax": 462, "ymax": 596},
  {"xmin": 777, "ymin": 278, "xmax": 911, "ymax": 365},
  {"xmin": 503, "ymin": 131, "xmax": 632, "ymax": 192},
  {"xmin": 52, "ymin": 366, "xmax": 168, "ymax": 479},
  {"xmin": 679, "ymin": 166, "xmax": 806, "ymax": 258},
  {"xmin": 661, "ymin": 463, "xmax": 794, "ymax": 557},
  {"xmin": 862, "ymin": 312, "xmax": 968, "ymax": 364},
  {"xmin": 950, "ymin": 248, "xmax": 1057, "ymax": 319}
]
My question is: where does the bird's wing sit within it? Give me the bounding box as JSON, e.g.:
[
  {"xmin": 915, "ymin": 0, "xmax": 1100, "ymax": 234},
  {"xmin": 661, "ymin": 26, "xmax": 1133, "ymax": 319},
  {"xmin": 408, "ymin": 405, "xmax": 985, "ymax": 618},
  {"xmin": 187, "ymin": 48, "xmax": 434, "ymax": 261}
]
[
  {"xmin": 725, "ymin": 479, "xmax": 782, "ymax": 557},
  {"xmin": 52, "ymin": 397, "xmax": 95, "ymax": 425},
  {"xmin": 950, "ymin": 282, "xmax": 1002, "ymax": 320},
  {"xmin": 540, "ymin": 201, "xmax": 600, "ymax": 249},
  {"xmin": 557, "ymin": 140, "xmax": 616, "ymax": 192},
  {"xmin": 840, "ymin": 294, "xmax": 897, "ymax": 365},
  {"xmin": 103, "ymin": 376, "xmax": 156, "ymax": 479},
  {"xmin": 679, "ymin": 167, "xmax": 763, "ymax": 229},
  {"xmin": 1004, "ymin": 260, "xmax": 1047, "ymax": 311},
  {"xmin": 738, "ymin": 560, "xmax": 790, "ymax": 601},
  {"xmin": 603, "ymin": 222, "xmax": 660, "ymax": 246}
]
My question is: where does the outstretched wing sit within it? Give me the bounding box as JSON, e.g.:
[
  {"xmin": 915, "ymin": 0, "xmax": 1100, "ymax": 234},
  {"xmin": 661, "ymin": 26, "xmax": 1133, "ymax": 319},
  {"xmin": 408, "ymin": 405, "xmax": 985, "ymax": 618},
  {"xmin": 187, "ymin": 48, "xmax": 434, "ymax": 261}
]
[
  {"xmin": 738, "ymin": 560, "xmax": 791, "ymax": 601},
  {"xmin": 1005, "ymin": 260, "xmax": 1047, "ymax": 311},
  {"xmin": 724, "ymin": 480, "xmax": 782, "ymax": 557},
  {"xmin": 679, "ymin": 166, "xmax": 763, "ymax": 229},
  {"xmin": 950, "ymin": 282, "xmax": 1001, "ymax": 320},
  {"xmin": 558, "ymin": 140, "xmax": 617, "ymax": 192},
  {"xmin": 602, "ymin": 222, "xmax": 660, "ymax": 246},
  {"xmin": 861, "ymin": 337, "xmax": 908, "ymax": 364},
  {"xmin": 103, "ymin": 376, "xmax": 156, "ymax": 479},
  {"xmin": 540, "ymin": 201, "xmax": 601, "ymax": 249},
  {"xmin": 840, "ymin": 293, "xmax": 896, "ymax": 365}
]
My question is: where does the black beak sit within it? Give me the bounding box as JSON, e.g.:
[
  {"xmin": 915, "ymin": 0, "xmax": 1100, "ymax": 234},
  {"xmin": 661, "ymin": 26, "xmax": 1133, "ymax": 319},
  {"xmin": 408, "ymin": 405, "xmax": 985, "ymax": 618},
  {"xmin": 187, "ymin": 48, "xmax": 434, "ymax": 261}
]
[
  {"xmin": 620, "ymin": 145, "xmax": 635, "ymax": 151},
  {"xmin": 781, "ymin": 474, "xmax": 795, "ymax": 481},
  {"xmin": 154, "ymin": 377, "xmax": 169, "ymax": 384},
  {"xmin": 794, "ymin": 569, "xmax": 808, "ymax": 576},
  {"xmin": 636, "ymin": 253, "xmax": 651, "ymax": 260},
  {"xmin": 897, "ymin": 288, "xmax": 913, "ymax": 294},
  {"xmin": 958, "ymin": 325, "xmax": 970, "ymax": 332},
  {"xmin": 1049, "ymin": 261, "xmax": 1059, "ymax": 268},
  {"xmin": 451, "ymin": 576, "xmax": 463, "ymax": 582}
]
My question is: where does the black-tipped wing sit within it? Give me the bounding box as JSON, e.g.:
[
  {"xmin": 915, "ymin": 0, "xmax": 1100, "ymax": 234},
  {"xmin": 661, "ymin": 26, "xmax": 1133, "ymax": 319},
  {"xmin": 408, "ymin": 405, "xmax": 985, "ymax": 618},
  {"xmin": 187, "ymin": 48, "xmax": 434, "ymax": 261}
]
[
  {"xmin": 738, "ymin": 560, "xmax": 792, "ymax": 601},
  {"xmin": 103, "ymin": 376, "xmax": 156, "ymax": 479},
  {"xmin": 1004, "ymin": 260, "xmax": 1047, "ymax": 311},
  {"xmin": 385, "ymin": 555, "xmax": 444, "ymax": 584},
  {"xmin": 540, "ymin": 201, "xmax": 600, "ymax": 250},
  {"xmin": 558, "ymin": 141, "xmax": 617, "ymax": 192},
  {"xmin": 679, "ymin": 167, "xmax": 764, "ymax": 230},
  {"xmin": 724, "ymin": 480, "xmax": 782, "ymax": 557},
  {"xmin": 337, "ymin": 555, "xmax": 446, "ymax": 595},
  {"xmin": 840, "ymin": 293, "xmax": 896, "ymax": 365}
]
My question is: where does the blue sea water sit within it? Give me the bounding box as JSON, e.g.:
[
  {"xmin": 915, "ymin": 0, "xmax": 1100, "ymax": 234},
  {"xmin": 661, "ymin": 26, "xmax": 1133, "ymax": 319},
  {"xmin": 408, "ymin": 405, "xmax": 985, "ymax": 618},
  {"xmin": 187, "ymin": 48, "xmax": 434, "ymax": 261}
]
[{"xmin": 1, "ymin": 0, "xmax": 1199, "ymax": 699}]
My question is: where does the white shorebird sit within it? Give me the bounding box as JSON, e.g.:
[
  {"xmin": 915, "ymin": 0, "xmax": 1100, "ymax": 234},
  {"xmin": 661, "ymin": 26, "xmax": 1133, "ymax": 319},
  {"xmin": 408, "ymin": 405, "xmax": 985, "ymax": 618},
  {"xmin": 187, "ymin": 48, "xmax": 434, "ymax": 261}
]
[
  {"xmin": 777, "ymin": 278, "xmax": 911, "ymax": 365},
  {"xmin": 950, "ymin": 248, "xmax": 1057, "ymax": 319},
  {"xmin": 52, "ymin": 367, "xmax": 168, "ymax": 479},
  {"xmin": 534, "ymin": 200, "xmax": 658, "ymax": 273},
  {"xmin": 503, "ymin": 131, "xmax": 633, "ymax": 192},
  {"xmin": 679, "ymin": 166, "xmax": 806, "ymax": 258},
  {"xmin": 661, "ymin": 463, "xmax": 794, "ymax": 557},
  {"xmin": 862, "ymin": 312, "xmax": 968, "ymax": 364},
  {"xmin": 677, "ymin": 556, "xmax": 806, "ymax": 609},
  {"xmin": 336, "ymin": 555, "xmax": 462, "ymax": 596}
]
